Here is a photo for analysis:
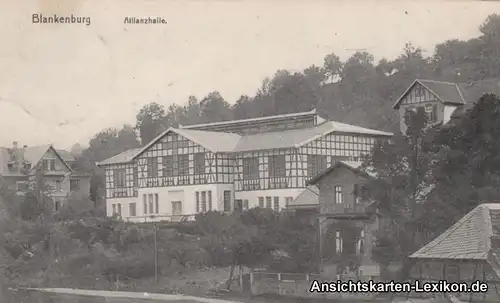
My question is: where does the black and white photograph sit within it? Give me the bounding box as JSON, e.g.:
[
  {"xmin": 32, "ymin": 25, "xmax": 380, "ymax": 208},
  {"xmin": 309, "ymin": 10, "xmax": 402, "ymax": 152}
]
[{"xmin": 1, "ymin": 1, "xmax": 500, "ymax": 302}]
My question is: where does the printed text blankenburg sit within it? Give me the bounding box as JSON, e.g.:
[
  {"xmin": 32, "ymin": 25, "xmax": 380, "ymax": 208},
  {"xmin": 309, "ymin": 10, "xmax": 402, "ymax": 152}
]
[{"xmin": 32, "ymin": 14, "xmax": 91, "ymax": 26}]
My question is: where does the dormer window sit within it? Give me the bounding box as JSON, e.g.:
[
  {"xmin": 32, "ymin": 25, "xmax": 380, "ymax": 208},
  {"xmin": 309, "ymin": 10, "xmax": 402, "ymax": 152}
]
[{"xmin": 24, "ymin": 163, "xmax": 31, "ymax": 170}]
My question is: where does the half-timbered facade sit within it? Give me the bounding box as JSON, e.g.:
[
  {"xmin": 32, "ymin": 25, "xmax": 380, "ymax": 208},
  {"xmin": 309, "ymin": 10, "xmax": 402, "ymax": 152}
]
[
  {"xmin": 97, "ymin": 109, "xmax": 392, "ymax": 222},
  {"xmin": 393, "ymin": 78, "xmax": 500, "ymax": 134}
]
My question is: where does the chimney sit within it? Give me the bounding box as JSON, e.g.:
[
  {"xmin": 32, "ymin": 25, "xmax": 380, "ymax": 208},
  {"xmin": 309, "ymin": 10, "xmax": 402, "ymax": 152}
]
[{"xmin": 12, "ymin": 141, "xmax": 18, "ymax": 149}]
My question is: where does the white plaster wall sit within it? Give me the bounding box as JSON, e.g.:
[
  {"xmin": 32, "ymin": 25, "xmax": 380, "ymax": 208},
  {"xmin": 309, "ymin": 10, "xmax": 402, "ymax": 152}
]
[
  {"xmin": 443, "ymin": 105, "xmax": 457, "ymax": 124},
  {"xmin": 235, "ymin": 188, "xmax": 304, "ymax": 210},
  {"xmin": 106, "ymin": 197, "xmax": 138, "ymax": 217}
]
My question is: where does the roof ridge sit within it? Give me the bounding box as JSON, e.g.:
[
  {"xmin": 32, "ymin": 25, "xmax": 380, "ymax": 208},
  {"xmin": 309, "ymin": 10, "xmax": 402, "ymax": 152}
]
[
  {"xmin": 417, "ymin": 79, "xmax": 458, "ymax": 85},
  {"xmin": 180, "ymin": 109, "xmax": 317, "ymax": 129}
]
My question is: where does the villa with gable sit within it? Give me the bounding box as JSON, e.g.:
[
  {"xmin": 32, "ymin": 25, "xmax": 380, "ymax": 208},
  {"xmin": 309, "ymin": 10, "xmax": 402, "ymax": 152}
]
[
  {"xmin": 393, "ymin": 78, "xmax": 500, "ymax": 133},
  {"xmin": 0, "ymin": 142, "xmax": 91, "ymax": 210},
  {"xmin": 97, "ymin": 109, "xmax": 393, "ymax": 222}
]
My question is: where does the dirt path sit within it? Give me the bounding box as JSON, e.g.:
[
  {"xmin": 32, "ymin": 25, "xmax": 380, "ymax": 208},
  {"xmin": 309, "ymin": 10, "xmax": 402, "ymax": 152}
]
[{"xmin": 19, "ymin": 287, "xmax": 244, "ymax": 303}]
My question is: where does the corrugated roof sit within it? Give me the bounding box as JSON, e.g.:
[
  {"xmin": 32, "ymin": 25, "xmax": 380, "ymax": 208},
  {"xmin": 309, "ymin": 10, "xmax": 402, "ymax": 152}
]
[
  {"xmin": 96, "ymin": 148, "xmax": 142, "ymax": 166},
  {"xmin": 410, "ymin": 203, "xmax": 500, "ymax": 260}
]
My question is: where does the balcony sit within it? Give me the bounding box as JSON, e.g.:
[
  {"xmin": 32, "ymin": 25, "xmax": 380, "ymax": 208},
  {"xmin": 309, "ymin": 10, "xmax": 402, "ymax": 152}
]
[{"xmin": 319, "ymin": 202, "xmax": 372, "ymax": 220}]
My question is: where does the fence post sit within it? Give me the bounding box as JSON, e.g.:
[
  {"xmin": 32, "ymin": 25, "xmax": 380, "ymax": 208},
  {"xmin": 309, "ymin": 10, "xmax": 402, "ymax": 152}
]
[{"xmin": 249, "ymin": 272, "xmax": 254, "ymax": 295}]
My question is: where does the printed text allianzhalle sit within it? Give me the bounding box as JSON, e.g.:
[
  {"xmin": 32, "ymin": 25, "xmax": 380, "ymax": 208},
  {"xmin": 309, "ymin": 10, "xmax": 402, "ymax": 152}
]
[{"xmin": 124, "ymin": 17, "xmax": 167, "ymax": 25}]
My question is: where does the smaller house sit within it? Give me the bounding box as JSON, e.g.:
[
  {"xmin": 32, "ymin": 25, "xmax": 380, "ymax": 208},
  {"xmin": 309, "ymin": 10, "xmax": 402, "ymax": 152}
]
[
  {"xmin": 305, "ymin": 161, "xmax": 381, "ymax": 280},
  {"xmin": 393, "ymin": 78, "xmax": 500, "ymax": 134},
  {"xmin": 409, "ymin": 203, "xmax": 500, "ymax": 302},
  {"xmin": 0, "ymin": 142, "xmax": 91, "ymax": 210}
]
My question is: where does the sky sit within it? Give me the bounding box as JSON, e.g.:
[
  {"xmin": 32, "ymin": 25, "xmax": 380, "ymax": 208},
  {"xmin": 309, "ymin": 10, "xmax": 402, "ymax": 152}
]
[{"xmin": 0, "ymin": 0, "xmax": 498, "ymax": 150}]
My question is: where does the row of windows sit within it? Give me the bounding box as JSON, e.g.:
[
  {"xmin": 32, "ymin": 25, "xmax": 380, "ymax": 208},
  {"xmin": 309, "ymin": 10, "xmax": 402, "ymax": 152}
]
[
  {"xmin": 195, "ymin": 190, "xmax": 212, "ymax": 213},
  {"xmin": 258, "ymin": 196, "xmax": 281, "ymax": 211},
  {"xmin": 145, "ymin": 153, "xmax": 206, "ymax": 178}
]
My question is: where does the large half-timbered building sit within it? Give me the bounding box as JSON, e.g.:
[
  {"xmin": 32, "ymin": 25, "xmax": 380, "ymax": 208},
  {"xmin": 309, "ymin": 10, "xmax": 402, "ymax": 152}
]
[{"xmin": 97, "ymin": 109, "xmax": 392, "ymax": 222}]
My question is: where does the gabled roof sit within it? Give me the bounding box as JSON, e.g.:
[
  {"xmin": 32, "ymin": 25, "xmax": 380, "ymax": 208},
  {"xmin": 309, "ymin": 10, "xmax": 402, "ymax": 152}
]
[
  {"xmin": 410, "ymin": 203, "xmax": 500, "ymax": 260},
  {"xmin": 55, "ymin": 149, "xmax": 75, "ymax": 163},
  {"xmin": 95, "ymin": 148, "xmax": 142, "ymax": 166},
  {"xmin": 393, "ymin": 79, "xmax": 466, "ymax": 109},
  {"xmin": 133, "ymin": 127, "xmax": 242, "ymax": 159},
  {"xmin": 0, "ymin": 145, "xmax": 73, "ymax": 174},
  {"xmin": 307, "ymin": 161, "xmax": 376, "ymax": 186}
]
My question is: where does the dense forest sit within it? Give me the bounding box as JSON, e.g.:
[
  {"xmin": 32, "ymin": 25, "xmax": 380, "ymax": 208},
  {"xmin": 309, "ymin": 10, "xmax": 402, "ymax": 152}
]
[{"xmin": 1, "ymin": 13, "xmax": 500, "ymax": 302}]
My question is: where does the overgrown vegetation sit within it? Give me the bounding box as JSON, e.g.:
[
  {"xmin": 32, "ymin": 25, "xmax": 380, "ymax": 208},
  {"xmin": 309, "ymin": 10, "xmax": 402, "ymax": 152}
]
[{"xmin": 0, "ymin": 187, "xmax": 317, "ymax": 292}]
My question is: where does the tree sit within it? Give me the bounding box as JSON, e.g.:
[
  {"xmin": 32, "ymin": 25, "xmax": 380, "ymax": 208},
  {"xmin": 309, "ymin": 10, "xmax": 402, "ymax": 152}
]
[
  {"xmin": 429, "ymin": 94, "xmax": 500, "ymax": 230},
  {"xmin": 360, "ymin": 108, "xmax": 433, "ymax": 282},
  {"xmin": 199, "ymin": 92, "xmax": 233, "ymax": 123},
  {"xmin": 135, "ymin": 102, "xmax": 166, "ymax": 145}
]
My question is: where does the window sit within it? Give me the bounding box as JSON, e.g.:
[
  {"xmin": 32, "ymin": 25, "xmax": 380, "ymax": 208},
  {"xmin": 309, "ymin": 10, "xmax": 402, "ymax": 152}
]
[
  {"xmin": 155, "ymin": 193, "xmax": 159, "ymax": 213},
  {"xmin": 70, "ymin": 179, "xmax": 80, "ymax": 191},
  {"xmin": 354, "ymin": 184, "xmax": 362, "ymax": 204},
  {"xmin": 148, "ymin": 194, "xmax": 154, "ymax": 214},
  {"xmin": 54, "ymin": 200, "xmax": 60, "ymax": 211},
  {"xmin": 50, "ymin": 159, "xmax": 56, "ymax": 171},
  {"xmin": 194, "ymin": 153, "xmax": 205, "ymax": 174},
  {"xmin": 334, "ymin": 185, "xmax": 343, "ymax": 204},
  {"xmin": 147, "ymin": 157, "xmax": 158, "ymax": 178},
  {"xmin": 243, "ymin": 199, "xmax": 249, "ymax": 210},
  {"xmin": 16, "ymin": 181, "xmax": 28, "ymax": 191},
  {"xmin": 273, "ymin": 197, "xmax": 279, "ymax": 211},
  {"xmin": 425, "ymin": 103, "xmax": 437, "ymax": 123},
  {"xmin": 112, "ymin": 204, "xmax": 116, "ymax": 214},
  {"xmin": 268, "ymin": 155, "xmax": 286, "ymax": 177},
  {"xmin": 285, "ymin": 196, "xmax": 293, "ymax": 206},
  {"xmin": 163, "ymin": 156, "xmax": 174, "ymax": 176},
  {"xmin": 258, "ymin": 197, "xmax": 264, "ymax": 208},
  {"xmin": 243, "ymin": 157, "xmax": 259, "ymax": 179},
  {"xmin": 43, "ymin": 160, "xmax": 49, "ymax": 171},
  {"xmin": 55, "ymin": 180, "xmax": 61, "ymax": 192},
  {"xmin": 117, "ymin": 204, "xmax": 122, "ymax": 216},
  {"xmin": 266, "ymin": 197, "xmax": 272, "ymax": 208},
  {"xmin": 114, "ymin": 168, "xmax": 126, "ymax": 188},
  {"xmin": 307, "ymin": 155, "xmax": 327, "ymax": 177},
  {"xmin": 201, "ymin": 191, "xmax": 207, "ymax": 212},
  {"xmin": 143, "ymin": 194, "xmax": 147, "ymax": 214},
  {"xmin": 195, "ymin": 192, "xmax": 200, "ymax": 212},
  {"xmin": 223, "ymin": 191, "xmax": 231, "ymax": 212},
  {"xmin": 129, "ymin": 203, "xmax": 137, "ymax": 216},
  {"xmin": 207, "ymin": 191, "xmax": 212, "ymax": 211},
  {"xmin": 179, "ymin": 154, "xmax": 189, "ymax": 176},
  {"xmin": 357, "ymin": 229, "xmax": 365, "ymax": 255},
  {"xmin": 335, "ymin": 231, "xmax": 343, "ymax": 253},
  {"xmin": 172, "ymin": 201, "xmax": 182, "ymax": 215}
]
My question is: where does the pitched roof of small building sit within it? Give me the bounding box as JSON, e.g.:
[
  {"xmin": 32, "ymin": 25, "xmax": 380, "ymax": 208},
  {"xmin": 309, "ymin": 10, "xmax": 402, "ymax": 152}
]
[
  {"xmin": 286, "ymin": 186, "xmax": 319, "ymax": 210},
  {"xmin": 96, "ymin": 148, "xmax": 142, "ymax": 166},
  {"xmin": 410, "ymin": 203, "xmax": 500, "ymax": 260},
  {"xmin": 306, "ymin": 161, "xmax": 376, "ymax": 186},
  {"xmin": 393, "ymin": 78, "xmax": 500, "ymax": 113}
]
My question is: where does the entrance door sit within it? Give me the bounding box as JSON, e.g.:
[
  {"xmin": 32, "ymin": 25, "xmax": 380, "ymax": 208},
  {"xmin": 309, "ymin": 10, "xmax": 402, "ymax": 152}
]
[{"xmin": 234, "ymin": 199, "xmax": 243, "ymax": 212}]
